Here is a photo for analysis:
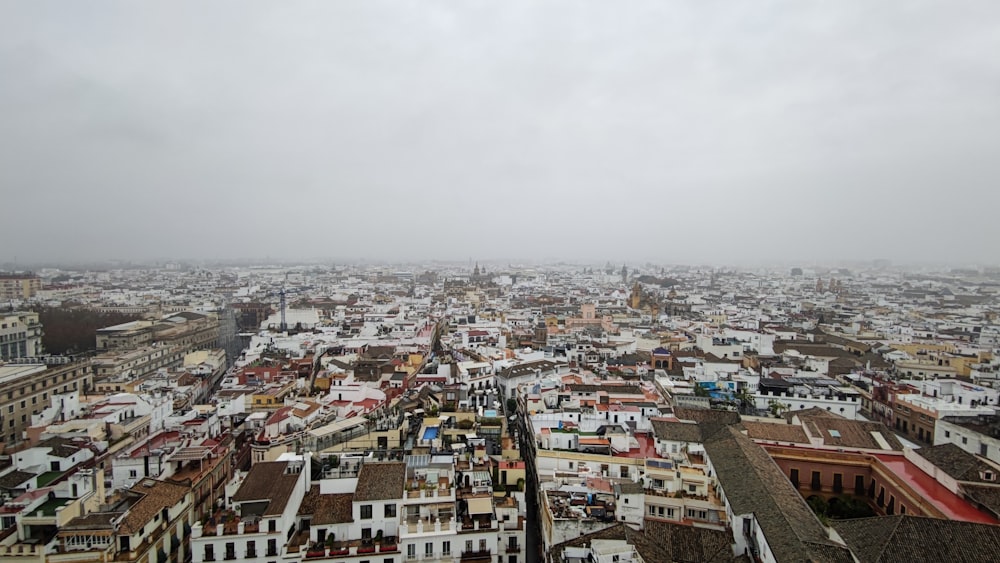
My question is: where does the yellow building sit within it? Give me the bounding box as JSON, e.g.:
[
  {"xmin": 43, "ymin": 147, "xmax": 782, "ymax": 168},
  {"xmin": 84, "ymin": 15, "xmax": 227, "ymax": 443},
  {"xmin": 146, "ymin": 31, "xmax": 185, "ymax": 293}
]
[
  {"xmin": 250, "ymin": 381, "xmax": 296, "ymax": 411},
  {"xmin": 0, "ymin": 274, "xmax": 41, "ymax": 300}
]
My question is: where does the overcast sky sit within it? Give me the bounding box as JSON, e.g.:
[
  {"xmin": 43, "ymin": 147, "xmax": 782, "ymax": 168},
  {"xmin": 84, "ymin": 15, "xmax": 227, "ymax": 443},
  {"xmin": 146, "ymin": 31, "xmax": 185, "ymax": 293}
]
[{"xmin": 2, "ymin": 1, "xmax": 999, "ymax": 266}]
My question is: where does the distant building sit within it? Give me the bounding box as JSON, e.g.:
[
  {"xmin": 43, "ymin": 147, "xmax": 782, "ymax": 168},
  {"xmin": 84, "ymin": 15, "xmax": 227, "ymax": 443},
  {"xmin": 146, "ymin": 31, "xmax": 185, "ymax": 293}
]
[
  {"xmin": 231, "ymin": 302, "xmax": 273, "ymax": 332},
  {"xmin": 0, "ymin": 273, "xmax": 41, "ymax": 300},
  {"xmin": 0, "ymin": 361, "xmax": 94, "ymax": 447},
  {"xmin": 0, "ymin": 311, "xmax": 43, "ymax": 361},
  {"xmin": 96, "ymin": 311, "xmax": 219, "ymax": 352}
]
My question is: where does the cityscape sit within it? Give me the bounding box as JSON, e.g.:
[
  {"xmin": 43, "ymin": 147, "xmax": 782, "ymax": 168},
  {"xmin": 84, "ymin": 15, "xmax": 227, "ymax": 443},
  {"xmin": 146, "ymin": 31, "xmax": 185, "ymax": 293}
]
[
  {"xmin": 2, "ymin": 262, "xmax": 1000, "ymax": 563},
  {"xmin": 4, "ymin": 2, "xmax": 1000, "ymax": 562}
]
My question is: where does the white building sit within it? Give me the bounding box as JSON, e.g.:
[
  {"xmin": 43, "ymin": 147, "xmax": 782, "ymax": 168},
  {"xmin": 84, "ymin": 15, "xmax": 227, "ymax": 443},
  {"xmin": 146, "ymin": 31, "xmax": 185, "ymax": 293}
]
[
  {"xmin": 191, "ymin": 454, "xmax": 310, "ymax": 563},
  {"xmin": 0, "ymin": 311, "xmax": 43, "ymax": 361}
]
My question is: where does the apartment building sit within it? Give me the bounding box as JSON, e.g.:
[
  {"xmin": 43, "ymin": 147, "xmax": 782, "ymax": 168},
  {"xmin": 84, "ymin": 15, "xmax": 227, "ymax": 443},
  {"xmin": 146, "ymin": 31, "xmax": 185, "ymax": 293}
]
[
  {"xmin": 0, "ymin": 274, "xmax": 41, "ymax": 300},
  {"xmin": 0, "ymin": 312, "xmax": 43, "ymax": 361},
  {"xmin": 0, "ymin": 361, "xmax": 94, "ymax": 447},
  {"xmin": 191, "ymin": 455, "xmax": 309, "ymax": 563},
  {"xmin": 96, "ymin": 312, "xmax": 219, "ymax": 353}
]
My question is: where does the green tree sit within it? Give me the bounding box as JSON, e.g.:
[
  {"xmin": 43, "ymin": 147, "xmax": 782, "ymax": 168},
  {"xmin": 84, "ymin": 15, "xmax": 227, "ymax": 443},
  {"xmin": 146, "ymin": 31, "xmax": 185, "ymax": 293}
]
[
  {"xmin": 736, "ymin": 389, "xmax": 756, "ymax": 414},
  {"xmin": 768, "ymin": 400, "xmax": 790, "ymax": 418}
]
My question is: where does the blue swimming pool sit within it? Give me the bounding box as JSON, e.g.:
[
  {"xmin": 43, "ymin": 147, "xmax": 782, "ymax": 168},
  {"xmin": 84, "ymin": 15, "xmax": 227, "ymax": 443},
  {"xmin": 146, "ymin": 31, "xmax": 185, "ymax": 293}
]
[{"xmin": 422, "ymin": 427, "xmax": 439, "ymax": 440}]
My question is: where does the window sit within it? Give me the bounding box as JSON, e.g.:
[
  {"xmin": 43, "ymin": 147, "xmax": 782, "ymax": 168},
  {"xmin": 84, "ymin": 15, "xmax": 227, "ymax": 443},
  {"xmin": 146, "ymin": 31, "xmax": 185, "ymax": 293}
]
[
  {"xmin": 225, "ymin": 542, "xmax": 236, "ymax": 560},
  {"xmin": 407, "ymin": 545, "xmax": 416, "ymax": 558},
  {"xmin": 687, "ymin": 484, "xmax": 697, "ymax": 493},
  {"xmin": 945, "ymin": 431, "xmax": 951, "ymax": 438},
  {"xmin": 384, "ymin": 503, "xmax": 396, "ymax": 517},
  {"xmin": 268, "ymin": 520, "xmax": 276, "ymax": 533},
  {"xmin": 442, "ymin": 541, "xmax": 450, "ymax": 556},
  {"xmin": 360, "ymin": 505, "xmax": 372, "ymax": 519},
  {"xmin": 129, "ymin": 469, "xmax": 137, "ymax": 478},
  {"xmin": 204, "ymin": 545, "xmax": 215, "ymax": 562},
  {"xmin": 425, "ymin": 542, "xmax": 433, "ymax": 555},
  {"xmin": 648, "ymin": 505, "xmax": 656, "ymax": 515},
  {"xmin": 246, "ymin": 541, "xmax": 257, "ymax": 558},
  {"xmin": 267, "ymin": 539, "xmax": 277, "ymax": 556},
  {"xmin": 963, "ymin": 437, "xmax": 968, "ymax": 445},
  {"xmin": 465, "ymin": 540, "xmax": 473, "ymax": 554}
]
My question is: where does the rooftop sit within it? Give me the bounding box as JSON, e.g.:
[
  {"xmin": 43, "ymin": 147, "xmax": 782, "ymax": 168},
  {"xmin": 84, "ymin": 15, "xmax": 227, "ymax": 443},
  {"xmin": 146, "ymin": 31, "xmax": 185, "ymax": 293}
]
[
  {"xmin": 355, "ymin": 461, "xmax": 406, "ymax": 501},
  {"xmin": 231, "ymin": 461, "xmax": 300, "ymax": 516},
  {"xmin": 705, "ymin": 426, "xmax": 854, "ymax": 562},
  {"xmin": 913, "ymin": 443, "xmax": 1000, "ymax": 483},
  {"xmin": 120, "ymin": 479, "xmax": 190, "ymax": 535},
  {"xmin": 873, "ymin": 453, "xmax": 997, "ymax": 524},
  {"xmin": 834, "ymin": 515, "xmax": 1000, "ymax": 563}
]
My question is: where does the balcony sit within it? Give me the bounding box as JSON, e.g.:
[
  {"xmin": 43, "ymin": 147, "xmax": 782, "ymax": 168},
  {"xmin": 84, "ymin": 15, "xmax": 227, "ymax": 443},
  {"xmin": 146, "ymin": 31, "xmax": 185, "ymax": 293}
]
[
  {"xmin": 198, "ymin": 509, "xmax": 262, "ymax": 536},
  {"xmin": 303, "ymin": 537, "xmax": 398, "ymax": 559},
  {"xmin": 400, "ymin": 515, "xmax": 457, "ymax": 536},
  {"xmin": 460, "ymin": 514, "xmax": 495, "ymax": 532},
  {"xmin": 403, "ymin": 483, "xmax": 455, "ymax": 503},
  {"xmin": 460, "ymin": 549, "xmax": 493, "ymax": 563}
]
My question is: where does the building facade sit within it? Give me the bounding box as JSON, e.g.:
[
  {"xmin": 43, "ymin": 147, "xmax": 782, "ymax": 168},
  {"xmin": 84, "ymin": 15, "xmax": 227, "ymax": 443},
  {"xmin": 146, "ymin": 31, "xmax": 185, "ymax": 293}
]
[
  {"xmin": 0, "ymin": 312, "xmax": 43, "ymax": 361},
  {"xmin": 0, "ymin": 274, "xmax": 42, "ymax": 300}
]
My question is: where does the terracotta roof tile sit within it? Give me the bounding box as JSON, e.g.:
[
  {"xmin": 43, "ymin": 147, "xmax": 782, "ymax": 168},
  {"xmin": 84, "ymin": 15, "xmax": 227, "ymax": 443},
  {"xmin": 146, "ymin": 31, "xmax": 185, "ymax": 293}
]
[
  {"xmin": 742, "ymin": 421, "xmax": 810, "ymax": 444},
  {"xmin": 833, "ymin": 515, "xmax": 1000, "ymax": 563},
  {"xmin": 120, "ymin": 479, "xmax": 190, "ymax": 535},
  {"xmin": 914, "ymin": 443, "xmax": 999, "ymax": 482},
  {"xmin": 705, "ymin": 427, "xmax": 854, "ymax": 562},
  {"xmin": 355, "ymin": 462, "xmax": 405, "ymax": 502},
  {"xmin": 231, "ymin": 461, "xmax": 300, "ymax": 516}
]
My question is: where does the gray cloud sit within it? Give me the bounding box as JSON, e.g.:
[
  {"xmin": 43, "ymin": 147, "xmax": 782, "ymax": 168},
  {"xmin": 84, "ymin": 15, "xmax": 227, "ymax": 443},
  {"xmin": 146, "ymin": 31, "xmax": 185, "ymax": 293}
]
[{"xmin": 2, "ymin": 1, "xmax": 999, "ymax": 265}]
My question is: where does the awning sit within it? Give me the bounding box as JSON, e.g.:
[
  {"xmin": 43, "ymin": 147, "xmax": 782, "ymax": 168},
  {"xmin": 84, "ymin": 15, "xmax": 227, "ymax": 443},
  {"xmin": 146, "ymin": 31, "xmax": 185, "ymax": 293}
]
[{"xmin": 467, "ymin": 497, "xmax": 493, "ymax": 515}]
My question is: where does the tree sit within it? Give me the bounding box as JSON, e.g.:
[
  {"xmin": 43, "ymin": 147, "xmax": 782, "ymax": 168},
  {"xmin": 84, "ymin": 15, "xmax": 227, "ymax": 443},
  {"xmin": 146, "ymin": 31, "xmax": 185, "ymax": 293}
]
[
  {"xmin": 505, "ymin": 398, "xmax": 518, "ymax": 415},
  {"xmin": 736, "ymin": 389, "xmax": 756, "ymax": 414},
  {"xmin": 768, "ymin": 400, "xmax": 790, "ymax": 418}
]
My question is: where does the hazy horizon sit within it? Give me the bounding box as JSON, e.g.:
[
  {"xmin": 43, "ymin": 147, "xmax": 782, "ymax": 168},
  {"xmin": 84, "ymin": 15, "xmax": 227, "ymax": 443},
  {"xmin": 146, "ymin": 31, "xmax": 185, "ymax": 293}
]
[{"xmin": 3, "ymin": 2, "xmax": 999, "ymax": 264}]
